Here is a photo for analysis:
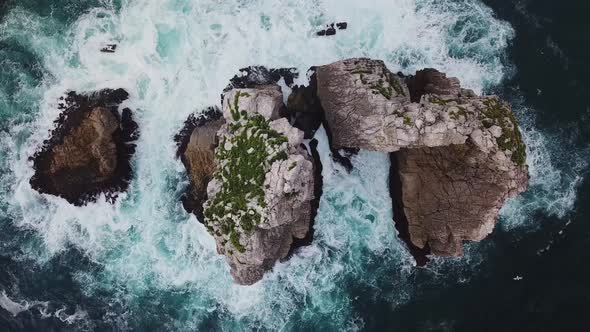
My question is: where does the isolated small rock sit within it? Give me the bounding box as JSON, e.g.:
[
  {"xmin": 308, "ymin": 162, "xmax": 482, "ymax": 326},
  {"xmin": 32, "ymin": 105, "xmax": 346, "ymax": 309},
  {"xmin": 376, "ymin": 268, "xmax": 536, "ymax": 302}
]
[{"xmin": 30, "ymin": 89, "xmax": 138, "ymax": 205}]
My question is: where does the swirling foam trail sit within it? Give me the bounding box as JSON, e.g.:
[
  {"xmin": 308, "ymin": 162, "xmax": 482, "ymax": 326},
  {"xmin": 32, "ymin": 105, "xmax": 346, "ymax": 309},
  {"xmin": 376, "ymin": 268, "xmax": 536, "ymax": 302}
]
[{"xmin": 0, "ymin": 0, "xmax": 583, "ymax": 330}]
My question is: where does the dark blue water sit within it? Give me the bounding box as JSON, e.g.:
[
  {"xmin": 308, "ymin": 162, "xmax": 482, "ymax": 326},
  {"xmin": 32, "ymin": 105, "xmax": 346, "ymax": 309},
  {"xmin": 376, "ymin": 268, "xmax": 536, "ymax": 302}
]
[{"xmin": 0, "ymin": 0, "xmax": 588, "ymax": 331}]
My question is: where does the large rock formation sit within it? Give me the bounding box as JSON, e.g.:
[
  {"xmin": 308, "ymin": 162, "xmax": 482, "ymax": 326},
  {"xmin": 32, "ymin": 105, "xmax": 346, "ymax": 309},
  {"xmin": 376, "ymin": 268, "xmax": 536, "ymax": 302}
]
[
  {"xmin": 175, "ymin": 58, "xmax": 528, "ymax": 283},
  {"xmin": 30, "ymin": 89, "xmax": 138, "ymax": 205},
  {"xmin": 202, "ymin": 86, "xmax": 316, "ymax": 285},
  {"xmin": 314, "ymin": 58, "xmax": 529, "ymax": 257}
]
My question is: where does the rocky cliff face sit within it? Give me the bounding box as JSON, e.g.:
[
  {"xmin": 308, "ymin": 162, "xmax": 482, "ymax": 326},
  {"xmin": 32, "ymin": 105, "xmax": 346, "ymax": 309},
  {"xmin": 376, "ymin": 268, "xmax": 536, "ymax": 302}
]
[
  {"xmin": 175, "ymin": 107, "xmax": 225, "ymax": 221},
  {"xmin": 314, "ymin": 58, "xmax": 529, "ymax": 258},
  {"xmin": 202, "ymin": 86, "xmax": 316, "ymax": 285},
  {"xmin": 30, "ymin": 89, "xmax": 138, "ymax": 205}
]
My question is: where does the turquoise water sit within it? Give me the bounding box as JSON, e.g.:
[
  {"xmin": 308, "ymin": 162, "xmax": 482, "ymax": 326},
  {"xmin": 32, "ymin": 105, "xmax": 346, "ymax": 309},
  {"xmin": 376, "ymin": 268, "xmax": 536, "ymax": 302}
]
[{"xmin": 0, "ymin": 0, "xmax": 587, "ymax": 330}]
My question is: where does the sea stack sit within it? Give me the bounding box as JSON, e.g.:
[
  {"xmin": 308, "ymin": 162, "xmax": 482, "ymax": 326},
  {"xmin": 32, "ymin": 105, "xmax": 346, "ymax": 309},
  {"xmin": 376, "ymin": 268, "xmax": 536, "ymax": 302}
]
[
  {"xmin": 313, "ymin": 58, "xmax": 529, "ymax": 258},
  {"xmin": 30, "ymin": 89, "xmax": 139, "ymax": 205},
  {"xmin": 202, "ymin": 85, "xmax": 316, "ymax": 285}
]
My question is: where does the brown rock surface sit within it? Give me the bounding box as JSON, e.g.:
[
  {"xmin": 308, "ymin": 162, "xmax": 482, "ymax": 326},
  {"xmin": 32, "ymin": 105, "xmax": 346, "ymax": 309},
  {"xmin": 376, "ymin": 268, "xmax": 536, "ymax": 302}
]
[
  {"xmin": 406, "ymin": 68, "xmax": 462, "ymax": 102},
  {"xmin": 314, "ymin": 58, "xmax": 529, "ymax": 258},
  {"xmin": 393, "ymin": 142, "xmax": 528, "ymax": 256},
  {"xmin": 175, "ymin": 108, "xmax": 225, "ymax": 221},
  {"xmin": 30, "ymin": 89, "xmax": 138, "ymax": 205}
]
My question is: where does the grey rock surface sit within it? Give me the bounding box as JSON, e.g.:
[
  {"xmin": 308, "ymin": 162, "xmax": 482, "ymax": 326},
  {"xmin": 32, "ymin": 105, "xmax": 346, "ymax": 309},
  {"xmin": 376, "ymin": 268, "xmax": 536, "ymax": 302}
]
[
  {"xmin": 204, "ymin": 85, "xmax": 315, "ymax": 285},
  {"xmin": 315, "ymin": 58, "xmax": 529, "ymax": 257}
]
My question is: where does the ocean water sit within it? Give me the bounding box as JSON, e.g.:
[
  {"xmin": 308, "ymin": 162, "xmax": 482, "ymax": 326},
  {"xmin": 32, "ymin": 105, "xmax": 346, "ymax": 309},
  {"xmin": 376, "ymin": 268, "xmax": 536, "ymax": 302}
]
[{"xmin": 0, "ymin": 0, "xmax": 588, "ymax": 331}]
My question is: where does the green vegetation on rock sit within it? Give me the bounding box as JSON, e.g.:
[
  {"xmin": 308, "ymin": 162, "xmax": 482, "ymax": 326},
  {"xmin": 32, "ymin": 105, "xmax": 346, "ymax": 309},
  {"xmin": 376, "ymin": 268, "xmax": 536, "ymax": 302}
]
[
  {"xmin": 204, "ymin": 90, "xmax": 289, "ymax": 253},
  {"xmin": 371, "ymin": 79, "xmax": 393, "ymax": 100},
  {"xmin": 403, "ymin": 116, "xmax": 413, "ymax": 126},
  {"xmin": 481, "ymin": 98, "xmax": 527, "ymax": 166}
]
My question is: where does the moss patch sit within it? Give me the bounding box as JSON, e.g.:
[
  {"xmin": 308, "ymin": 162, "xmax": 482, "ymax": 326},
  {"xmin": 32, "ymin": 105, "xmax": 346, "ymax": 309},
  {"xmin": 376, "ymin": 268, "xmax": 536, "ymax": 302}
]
[
  {"xmin": 449, "ymin": 107, "xmax": 471, "ymax": 121},
  {"xmin": 481, "ymin": 98, "xmax": 526, "ymax": 166},
  {"xmin": 371, "ymin": 79, "xmax": 393, "ymax": 100},
  {"xmin": 204, "ymin": 90, "xmax": 289, "ymax": 253},
  {"xmin": 403, "ymin": 116, "xmax": 413, "ymax": 126},
  {"xmin": 388, "ymin": 75, "xmax": 406, "ymax": 97},
  {"xmin": 351, "ymin": 68, "xmax": 372, "ymax": 75},
  {"xmin": 427, "ymin": 95, "xmax": 455, "ymax": 106}
]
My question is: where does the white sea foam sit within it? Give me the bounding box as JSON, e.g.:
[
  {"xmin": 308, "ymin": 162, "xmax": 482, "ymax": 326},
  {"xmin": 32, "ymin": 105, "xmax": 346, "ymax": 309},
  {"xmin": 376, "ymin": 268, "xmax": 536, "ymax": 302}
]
[
  {"xmin": 0, "ymin": 291, "xmax": 51, "ymax": 318},
  {"xmin": 0, "ymin": 291, "xmax": 33, "ymax": 317},
  {"xmin": 499, "ymin": 103, "xmax": 589, "ymax": 230},
  {"xmin": 0, "ymin": 0, "xmax": 584, "ymax": 330}
]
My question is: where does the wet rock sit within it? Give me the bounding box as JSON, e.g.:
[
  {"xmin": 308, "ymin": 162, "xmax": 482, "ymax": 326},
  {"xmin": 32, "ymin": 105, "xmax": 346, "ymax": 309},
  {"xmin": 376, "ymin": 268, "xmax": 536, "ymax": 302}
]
[
  {"xmin": 175, "ymin": 107, "xmax": 225, "ymax": 221},
  {"xmin": 285, "ymin": 69, "xmax": 357, "ymax": 171},
  {"xmin": 316, "ymin": 22, "xmax": 348, "ymax": 36},
  {"xmin": 406, "ymin": 68, "xmax": 463, "ymax": 102},
  {"xmin": 285, "ymin": 138, "xmax": 323, "ymax": 258},
  {"xmin": 100, "ymin": 44, "xmax": 117, "ymax": 53},
  {"xmin": 314, "ymin": 58, "xmax": 529, "ymax": 258},
  {"xmin": 30, "ymin": 89, "xmax": 138, "ymax": 205},
  {"xmin": 203, "ymin": 86, "xmax": 316, "ymax": 285},
  {"xmin": 336, "ymin": 22, "xmax": 348, "ymax": 30},
  {"xmin": 224, "ymin": 66, "xmax": 298, "ymax": 93},
  {"xmin": 286, "ymin": 81, "xmax": 323, "ymax": 138}
]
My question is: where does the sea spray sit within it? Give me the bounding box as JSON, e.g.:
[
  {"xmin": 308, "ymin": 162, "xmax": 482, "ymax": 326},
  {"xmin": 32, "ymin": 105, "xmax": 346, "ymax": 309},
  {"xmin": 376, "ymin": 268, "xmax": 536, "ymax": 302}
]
[{"xmin": 0, "ymin": 0, "xmax": 586, "ymax": 330}]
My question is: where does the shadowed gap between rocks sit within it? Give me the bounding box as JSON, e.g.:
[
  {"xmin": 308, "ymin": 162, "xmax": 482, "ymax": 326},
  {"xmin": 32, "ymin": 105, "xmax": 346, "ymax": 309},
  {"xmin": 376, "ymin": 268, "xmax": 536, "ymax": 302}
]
[
  {"xmin": 284, "ymin": 138, "xmax": 323, "ymax": 259},
  {"xmin": 286, "ymin": 69, "xmax": 358, "ymax": 172}
]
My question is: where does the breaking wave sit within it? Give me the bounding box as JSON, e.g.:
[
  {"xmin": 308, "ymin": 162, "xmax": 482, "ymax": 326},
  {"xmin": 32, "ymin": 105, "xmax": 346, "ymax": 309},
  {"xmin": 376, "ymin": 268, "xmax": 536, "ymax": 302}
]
[{"xmin": 0, "ymin": 0, "xmax": 586, "ymax": 330}]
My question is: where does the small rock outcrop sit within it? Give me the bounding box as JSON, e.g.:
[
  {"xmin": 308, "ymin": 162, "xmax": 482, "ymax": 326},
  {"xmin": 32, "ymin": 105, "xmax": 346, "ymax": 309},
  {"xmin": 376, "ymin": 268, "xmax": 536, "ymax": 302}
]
[
  {"xmin": 202, "ymin": 86, "xmax": 316, "ymax": 285},
  {"xmin": 406, "ymin": 68, "xmax": 463, "ymax": 102},
  {"xmin": 30, "ymin": 89, "xmax": 138, "ymax": 205},
  {"xmin": 316, "ymin": 22, "xmax": 348, "ymax": 36},
  {"xmin": 175, "ymin": 107, "xmax": 225, "ymax": 221},
  {"xmin": 224, "ymin": 66, "xmax": 298, "ymax": 93},
  {"xmin": 314, "ymin": 58, "xmax": 529, "ymax": 258}
]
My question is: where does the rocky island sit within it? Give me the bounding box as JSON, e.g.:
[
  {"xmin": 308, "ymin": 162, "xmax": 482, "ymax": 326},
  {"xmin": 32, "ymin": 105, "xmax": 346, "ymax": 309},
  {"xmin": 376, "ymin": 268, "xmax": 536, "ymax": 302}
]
[
  {"xmin": 32, "ymin": 59, "xmax": 528, "ymax": 284},
  {"xmin": 312, "ymin": 58, "xmax": 529, "ymax": 259},
  {"xmin": 184, "ymin": 58, "xmax": 528, "ymax": 284},
  {"xmin": 29, "ymin": 89, "xmax": 138, "ymax": 205},
  {"xmin": 176, "ymin": 58, "xmax": 528, "ymax": 283},
  {"xmin": 177, "ymin": 78, "xmax": 321, "ymax": 285}
]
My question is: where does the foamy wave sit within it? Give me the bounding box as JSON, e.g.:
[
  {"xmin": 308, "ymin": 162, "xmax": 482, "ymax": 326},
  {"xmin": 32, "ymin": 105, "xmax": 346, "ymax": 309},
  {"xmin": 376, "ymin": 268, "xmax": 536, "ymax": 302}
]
[
  {"xmin": 499, "ymin": 103, "xmax": 589, "ymax": 230},
  {"xmin": 0, "ymin": 291, "xmax": 87, "ymax": 326},
  {"xmin": 0, "ymin": 0, "xmax": 562, "ymax": 330}
]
